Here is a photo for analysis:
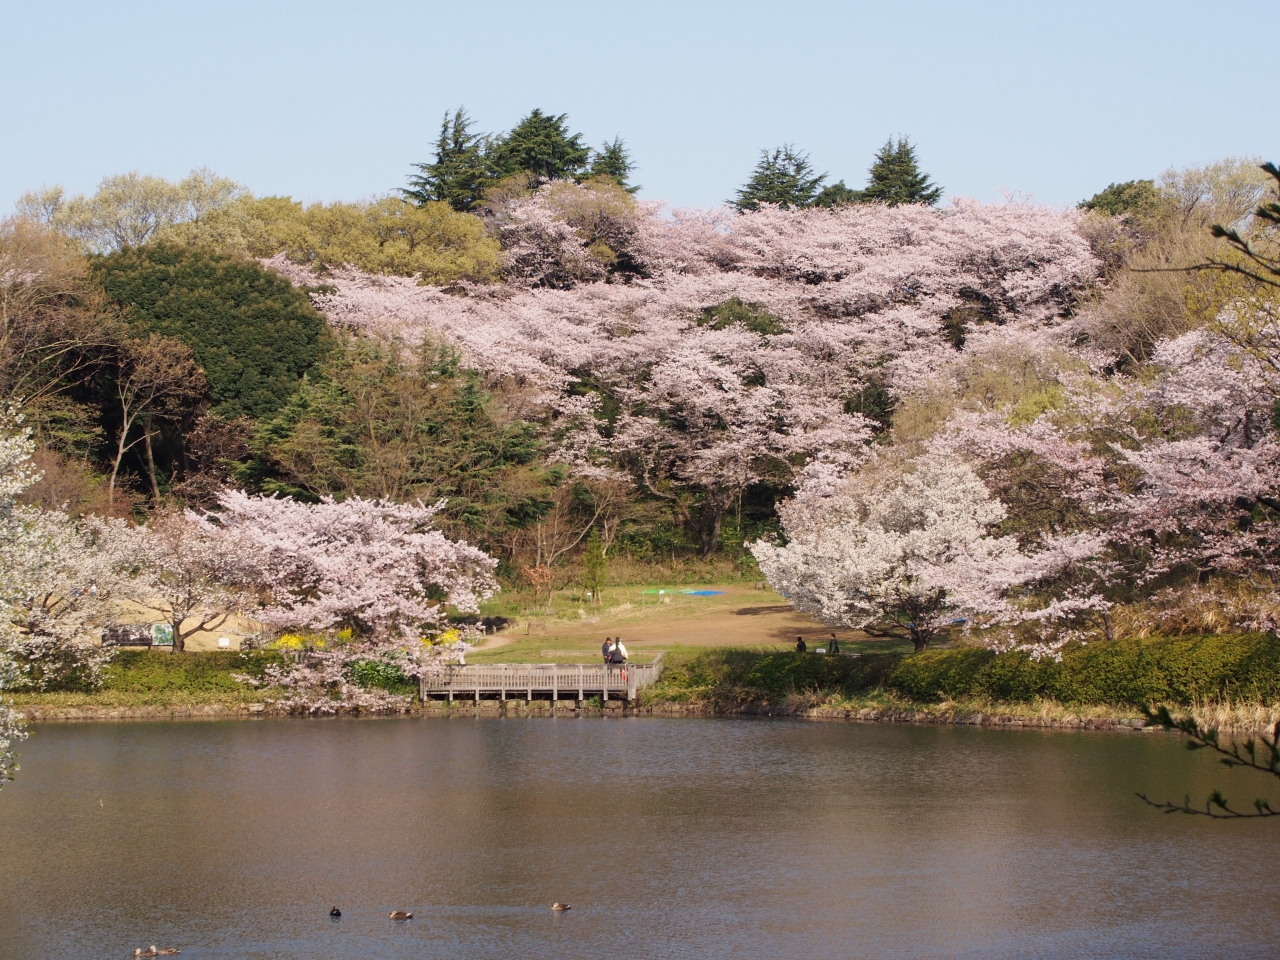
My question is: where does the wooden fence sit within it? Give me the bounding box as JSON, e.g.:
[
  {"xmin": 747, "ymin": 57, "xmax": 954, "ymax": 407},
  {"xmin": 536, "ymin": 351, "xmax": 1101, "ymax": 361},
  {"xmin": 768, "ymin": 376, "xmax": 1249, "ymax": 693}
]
[{"xmin": 420, "ymin": 654, "xmax": 665, "ymax": 702}]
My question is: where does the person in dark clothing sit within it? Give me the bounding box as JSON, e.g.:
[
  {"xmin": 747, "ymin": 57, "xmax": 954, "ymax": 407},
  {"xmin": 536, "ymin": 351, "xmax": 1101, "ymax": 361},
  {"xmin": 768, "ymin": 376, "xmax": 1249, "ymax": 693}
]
[
  {"xmin": 795, "ymin": 636, "xmax": 807, "ymax": 653},
  {"xmin": 829, "ymin": 633, "xmax": 841, "ymax": 655},
  {"xmin": 602, "ymin": 637, "xmax": 612, "ymax": 664}
]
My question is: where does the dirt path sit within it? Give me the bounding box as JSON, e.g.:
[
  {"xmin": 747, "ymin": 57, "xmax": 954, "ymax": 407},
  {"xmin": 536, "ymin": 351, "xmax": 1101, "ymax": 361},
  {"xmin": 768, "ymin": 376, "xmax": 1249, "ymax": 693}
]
[{"xmin": 469, "ymin": 584, "xmax": 910, "ymax": 662}]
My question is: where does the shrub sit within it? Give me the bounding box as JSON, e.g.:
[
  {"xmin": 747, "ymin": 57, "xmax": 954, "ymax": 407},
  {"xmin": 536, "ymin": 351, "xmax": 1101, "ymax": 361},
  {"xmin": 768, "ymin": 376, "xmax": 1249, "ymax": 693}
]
[
  {"xmin": 885, "ymin": 634, "xmax": 1280, "ymax": 706},
  {"xmin": 348, "ymin": 658, "xmax": 411, "ymax": 692},
  {"xmin": 94, "ymin": 245, "xmax": 329, "ymax": 420},
  {"xmin": 100, "ymin": 650, "xmax": 286, "ymax": 696}
]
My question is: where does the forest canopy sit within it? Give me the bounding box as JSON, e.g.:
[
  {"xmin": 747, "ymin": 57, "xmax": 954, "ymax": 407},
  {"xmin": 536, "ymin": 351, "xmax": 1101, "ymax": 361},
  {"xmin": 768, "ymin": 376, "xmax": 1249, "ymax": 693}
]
[{"xmin": 6, "ymin": 122, "xmax": 1278, "ymax": 659}]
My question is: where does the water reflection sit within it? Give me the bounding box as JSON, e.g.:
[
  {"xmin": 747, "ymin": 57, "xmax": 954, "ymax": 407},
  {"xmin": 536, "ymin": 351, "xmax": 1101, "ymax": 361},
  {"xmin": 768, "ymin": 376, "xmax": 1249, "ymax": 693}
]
[{"xmin": 1, "ymin": 717, "xmax": 1276, "ymax": 959}]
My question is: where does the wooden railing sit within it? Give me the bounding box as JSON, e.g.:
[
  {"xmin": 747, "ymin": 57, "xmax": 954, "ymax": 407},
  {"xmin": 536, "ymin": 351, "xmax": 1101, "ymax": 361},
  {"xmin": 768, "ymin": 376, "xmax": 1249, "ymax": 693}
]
[{"xmin": 420, "ymin": 653, "xmax": 665, "ymax": 702}]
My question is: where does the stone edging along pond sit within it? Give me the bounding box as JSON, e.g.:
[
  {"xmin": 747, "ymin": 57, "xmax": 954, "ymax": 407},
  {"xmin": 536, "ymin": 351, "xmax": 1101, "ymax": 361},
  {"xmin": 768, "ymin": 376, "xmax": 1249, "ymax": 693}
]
[{"xmin": 15, "ymin": 698, "xmax": 1159, "ymax": 732}]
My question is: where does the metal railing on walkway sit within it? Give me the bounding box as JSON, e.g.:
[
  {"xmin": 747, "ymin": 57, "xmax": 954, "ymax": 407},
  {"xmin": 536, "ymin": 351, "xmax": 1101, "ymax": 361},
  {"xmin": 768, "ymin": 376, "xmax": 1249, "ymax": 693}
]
[{"xmin": 420, "ymin": 654, "xmax": 665, "ymax": 702}]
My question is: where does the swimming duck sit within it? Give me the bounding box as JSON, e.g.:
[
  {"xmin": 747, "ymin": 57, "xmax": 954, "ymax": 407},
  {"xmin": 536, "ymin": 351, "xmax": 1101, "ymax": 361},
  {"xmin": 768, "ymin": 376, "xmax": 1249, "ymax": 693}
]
[
  {"xmin": 389, "ymin": 911, "xmax": 413, "ymax": 920},
  {"xmin": 329, "ymin": 906, "xmax": 341, "ymax": 918},
  {"xmin": 156, "ymin": 951, "xmax": 181, "ymax": 957},
  {"xmin": 134, "ymin": 951, "xmax": 154, "ymax": 958},
  {"xmin": 551, "ymin": 902, "xmax": 571, "ymax": 912}
]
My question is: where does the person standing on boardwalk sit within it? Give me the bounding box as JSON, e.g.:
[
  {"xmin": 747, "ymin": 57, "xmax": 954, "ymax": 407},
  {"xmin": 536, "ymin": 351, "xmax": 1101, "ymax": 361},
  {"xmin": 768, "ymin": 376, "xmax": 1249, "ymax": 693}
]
[
  {"xmin": 602, "ymin": 637, "xmax": 612, "ymax": 664},
  {"xmin": 609, "ymin": 637, "xmax": 628, "ymax": 663},
  {"xmin": 795, "ymin": 636, "xmax": 807, "ymax": 653}
]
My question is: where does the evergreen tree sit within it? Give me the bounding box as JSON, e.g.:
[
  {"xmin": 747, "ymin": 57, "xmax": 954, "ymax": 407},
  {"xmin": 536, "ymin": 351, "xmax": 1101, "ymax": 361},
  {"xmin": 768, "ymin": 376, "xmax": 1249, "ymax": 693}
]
[
  {"xmin": 858, "ymin": 138, "xmax": 943, "ymax": 207},
  {"xmin": 733, "ymin": 145, "xmax": 826, "ymax": 212},
  {"xmin": 403, "ymin": 108, "xmax": 494, "ymax": 212},
  {"xmin": 93, "ymin": 245, "xmax": 329, "ymax": 421},
  {"xmin": 813, "ymin": 180, "xmax": 862, "ymax": 208},
  {"xmin": 589, "ymin": 136, "xmax": 638, "ymax": 193},
  {"xmin": 489, "ymin": 109, "xmax": 591, "ymax": 182},
  {"xmin": 582, "ymin": 527, "xmax": 608, "ymax": 604},
  {"xmin": 1079, "ymin": 179, "xmax": 1162, "ymax": 219}
]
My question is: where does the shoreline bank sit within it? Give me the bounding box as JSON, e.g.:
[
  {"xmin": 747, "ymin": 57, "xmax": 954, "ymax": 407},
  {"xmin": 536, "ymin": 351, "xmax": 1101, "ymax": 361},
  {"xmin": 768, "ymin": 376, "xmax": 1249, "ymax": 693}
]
[{"xmin": 14, "ymin": 698, "xmax": 1161, "ymax": 732}]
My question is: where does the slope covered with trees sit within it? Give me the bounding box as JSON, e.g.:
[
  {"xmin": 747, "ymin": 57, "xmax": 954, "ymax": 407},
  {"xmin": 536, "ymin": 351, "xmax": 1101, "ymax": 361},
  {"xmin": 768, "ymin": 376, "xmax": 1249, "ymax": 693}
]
[{"xmin": 2, "ymin": 115, "xmax": 1277, "ymax": 700}]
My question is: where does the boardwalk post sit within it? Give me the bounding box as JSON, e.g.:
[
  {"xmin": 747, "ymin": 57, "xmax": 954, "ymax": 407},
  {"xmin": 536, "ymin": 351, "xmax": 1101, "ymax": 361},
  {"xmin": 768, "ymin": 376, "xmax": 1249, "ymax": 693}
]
[
  {"xmin": 578, "ymin": 664, "xmax": 584, "ymax": 702},
  {"xmin": 603, "ymin": 665, "xmax": 608, "ymax": 701},
  {"xmin": 552, "ymin": 665, "xmax": 558, "ymax": 702},
  {"xmin": 500, "ymin": 665, "xmax": 506, "ymax": 701}
]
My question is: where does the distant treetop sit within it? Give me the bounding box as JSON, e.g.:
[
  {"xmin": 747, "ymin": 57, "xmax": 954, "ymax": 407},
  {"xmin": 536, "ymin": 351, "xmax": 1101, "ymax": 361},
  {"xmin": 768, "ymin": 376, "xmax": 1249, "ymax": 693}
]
[
  {"xmin": 733, "ymin": 137, "xmax": 941, "ymax": 212},
  {"xmin": 404, "ymin": 108, "xmax": 637, "ymax": 210},
  {"xmin": 859, "ymin": 137, "xmax": 942, "ymax": 207},
  {"xmin": 733, "ymin": 145, "xmax": 827, "ymax": 211}
]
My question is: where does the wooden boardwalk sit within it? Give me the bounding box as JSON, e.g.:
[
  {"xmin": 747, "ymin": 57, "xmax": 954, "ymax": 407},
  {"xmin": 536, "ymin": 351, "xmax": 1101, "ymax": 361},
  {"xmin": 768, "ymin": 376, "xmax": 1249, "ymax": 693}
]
[{"xmin": 420, "ymin": 654, "xmax": 665, "ymax": 702}]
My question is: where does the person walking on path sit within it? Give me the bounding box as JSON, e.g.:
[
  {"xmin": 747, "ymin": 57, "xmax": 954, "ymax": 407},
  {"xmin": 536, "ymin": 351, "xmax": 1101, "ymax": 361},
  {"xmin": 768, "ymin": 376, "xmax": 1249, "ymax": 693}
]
[
  {"xmin": 828, "ymin": 633, "xmax": 840, "ymax": 655},
  {"xmin": 795, "ymin": 636, "xmax": 807, "ymax": 653}
]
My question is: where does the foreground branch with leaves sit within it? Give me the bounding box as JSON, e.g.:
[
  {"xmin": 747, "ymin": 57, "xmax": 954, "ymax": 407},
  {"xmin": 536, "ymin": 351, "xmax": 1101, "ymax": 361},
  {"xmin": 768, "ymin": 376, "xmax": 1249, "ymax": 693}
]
[{"xmin": 1138, "ymin": 706, "xmax": 1279, "ymax": 819}]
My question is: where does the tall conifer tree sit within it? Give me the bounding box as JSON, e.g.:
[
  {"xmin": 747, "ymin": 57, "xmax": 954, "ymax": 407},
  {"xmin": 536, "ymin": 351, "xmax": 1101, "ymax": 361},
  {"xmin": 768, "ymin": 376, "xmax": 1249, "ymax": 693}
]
[
  {"xmin": 403, "ymin": 108, "xmax": 494, "ymax": 211},
  {"xmin": 859, "ymin": 138, "xmax": 942, "ymax": 206},
  {"xmin": 489, "ymin": 109, "xmax": 591, "ymax": 182},
  {"xmin": 733, "ymin": 145, "xmax": 827, "ymax": 211}
]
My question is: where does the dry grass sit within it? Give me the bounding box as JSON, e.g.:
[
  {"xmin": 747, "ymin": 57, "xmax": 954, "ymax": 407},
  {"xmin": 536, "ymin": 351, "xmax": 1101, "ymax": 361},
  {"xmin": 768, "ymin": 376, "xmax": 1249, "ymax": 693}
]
[{"xmin": 1111, "ymin": 582, "xmax": 1280, "ymax": 638}]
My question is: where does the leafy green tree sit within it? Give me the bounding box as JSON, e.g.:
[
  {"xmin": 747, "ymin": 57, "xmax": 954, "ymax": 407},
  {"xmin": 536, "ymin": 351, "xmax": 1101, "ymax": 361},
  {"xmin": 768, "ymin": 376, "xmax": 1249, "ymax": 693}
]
[
  {"xmin": 489, "ymin": 109, "xmax": 591, "ymax": 182},
  {"xmin": 589, "ymin": 137, "xmax": 638, "ymax": 193},
  {"xmin": 242, "ymin": 334, "xmax": 557, "ymax": 546},
  {"xmin": 813, "ymin": 180, "xmax": 862, "ymax": 208},
  {"xmin": 403, "ymin": 108, "xmax": 495, "ymax": 212},
  {"xmin": 582, "ymin": 526, "xmax": 608, "ymax": 603},
  {"xmin": 93, "ymin": 245, "xmax": 329, "ymax": 421},
  {"xmin": 859, "ymin": 138, "xmax": 942, "ymax": 207},
  {"xmin": 733, "ymin": 145, "xmax": 826, "ymax": 212},
  {"xmin": 1079, "ymin": 179, "xmax": 1162, "ymax": 219},
  {"xmin": 22, "ymin": 169, "xmax": 245, "ymax": 254}
]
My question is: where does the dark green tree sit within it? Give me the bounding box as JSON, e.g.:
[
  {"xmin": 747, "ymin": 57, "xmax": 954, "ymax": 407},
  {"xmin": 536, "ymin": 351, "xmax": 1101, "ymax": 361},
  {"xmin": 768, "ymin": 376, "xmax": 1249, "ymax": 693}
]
[
  {"xmin": 93, "ymin": 245, "xmax": 329, "ymax": 421},
  {"xmin": 733, "ymin": 145, "xmax": 826, "ymax": 211},
  {"xmin": 589, "ymin": 136, "xmax": 638, "ymax": 193},
  {"xmin": 240, "ymin": 334, "xmax": 557, "ymax": 546},
  {"xmin": 1079, "ymin": 179, "xmax": 1162, "ymax": 219},
  {"xmin": 489, "ymin": 109, "xmax": 591, "ymax": 182},
  {"xmin": 403, "ymin": 107, "xmax": 495, "ymax": 212},
  {"xmin": 813, "ymin": 180, "xmax": 862, "ymax": 208},
  {"xmin": 582, "ymin": 527, "xmax": 608, "ymax": 604},
  {"xmin": 859, "ymin": 137, "xmax": 943, "ymax": 207}
]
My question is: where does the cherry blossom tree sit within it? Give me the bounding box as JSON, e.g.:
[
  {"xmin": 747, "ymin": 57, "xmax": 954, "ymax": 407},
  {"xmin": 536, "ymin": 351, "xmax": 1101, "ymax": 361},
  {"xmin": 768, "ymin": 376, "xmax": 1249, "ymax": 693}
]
[
  {"xmin": 0, "ymin": 406, "xmax": 148, "ymax": 687},
  {"xmin": 266, "ymin": 196, "xmax": 1099, "ymax": 550},
  {"xmin": 135, "ymin": 508, "xmax": 256, "ymax": 654},
  {"xmin": 202, "ymin": 490, "xmax": 499, "ymax": 640},
  {"xmin": 752, "ymin": 454, "xmax": 1104, "ymax": 653}
]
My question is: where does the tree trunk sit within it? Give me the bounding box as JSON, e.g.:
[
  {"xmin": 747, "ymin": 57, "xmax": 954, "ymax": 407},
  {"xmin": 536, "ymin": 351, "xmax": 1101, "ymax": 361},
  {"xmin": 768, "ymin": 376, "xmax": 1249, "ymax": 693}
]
[
  {"xmin": 699, "ymin": 503, "xmax": 727, "ymax": 557},
  {"xmin": 143, "ymin": 418, "xmax": 161, "ymax": 502},
  {"xmin": 1100, "ymin": 608, "xmax": 1114, "ymax": 643},
  {"xmin": 910, "ymin": 633, "xmax": 930, "ymax": 653},
  {"xmin": 109, "ymin": 429, "xmax": 129, "ymax": 509}
]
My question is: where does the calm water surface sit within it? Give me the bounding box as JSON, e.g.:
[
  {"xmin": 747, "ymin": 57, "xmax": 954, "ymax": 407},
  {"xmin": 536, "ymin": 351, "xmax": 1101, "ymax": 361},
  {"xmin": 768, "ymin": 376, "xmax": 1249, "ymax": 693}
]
[{"xmin": 0, "ymin": 717, "xmax": 1277, "ymax": 960}]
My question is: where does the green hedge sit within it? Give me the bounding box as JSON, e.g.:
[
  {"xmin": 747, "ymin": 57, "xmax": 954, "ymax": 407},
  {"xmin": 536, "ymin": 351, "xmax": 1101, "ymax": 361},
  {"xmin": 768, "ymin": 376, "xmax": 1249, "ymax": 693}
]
[
  {"xmin": 889, "ymin": 634, "xmax": 1280, "ymax": 706},
  {"xmin": 654, "ymin": 634, "xmax": 1280, "ymax": 707},
  {"xmin": 100, "ymin": 650, "xmax": 286, "ymax": 696}
]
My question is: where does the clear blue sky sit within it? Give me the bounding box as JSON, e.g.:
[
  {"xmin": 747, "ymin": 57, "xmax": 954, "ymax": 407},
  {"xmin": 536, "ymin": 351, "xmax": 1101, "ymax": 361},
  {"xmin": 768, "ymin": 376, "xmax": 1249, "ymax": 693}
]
[{"xmin": 2, "ymin": 0, "xmax": 1277, "ymax": 212}]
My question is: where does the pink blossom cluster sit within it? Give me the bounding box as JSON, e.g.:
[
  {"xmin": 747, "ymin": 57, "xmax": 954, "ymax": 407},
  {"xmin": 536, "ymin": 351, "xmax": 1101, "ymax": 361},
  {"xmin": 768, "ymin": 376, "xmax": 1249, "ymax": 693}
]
[
  {"xmin": 200, "ymin": 490, "xmax": 499, "ymax": 640},
  {"xmin": 267, "ymin": 197, "xmax": 1098, "ymax": 517}
]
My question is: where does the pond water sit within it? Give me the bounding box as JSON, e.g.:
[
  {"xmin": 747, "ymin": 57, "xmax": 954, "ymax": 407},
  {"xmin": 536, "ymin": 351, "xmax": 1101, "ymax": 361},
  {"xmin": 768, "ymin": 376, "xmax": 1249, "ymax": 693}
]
[{"xmin": 1, "ymin": 717, "xmax": 1277, "ymax": 959}]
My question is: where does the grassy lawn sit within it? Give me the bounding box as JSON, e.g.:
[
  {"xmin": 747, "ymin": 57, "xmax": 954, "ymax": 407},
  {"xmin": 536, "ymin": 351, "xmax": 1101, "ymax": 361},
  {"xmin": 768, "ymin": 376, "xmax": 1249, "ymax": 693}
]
[{"xmin": 469, "ymin": 582, "xmax": 916, "ymax": 664}]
